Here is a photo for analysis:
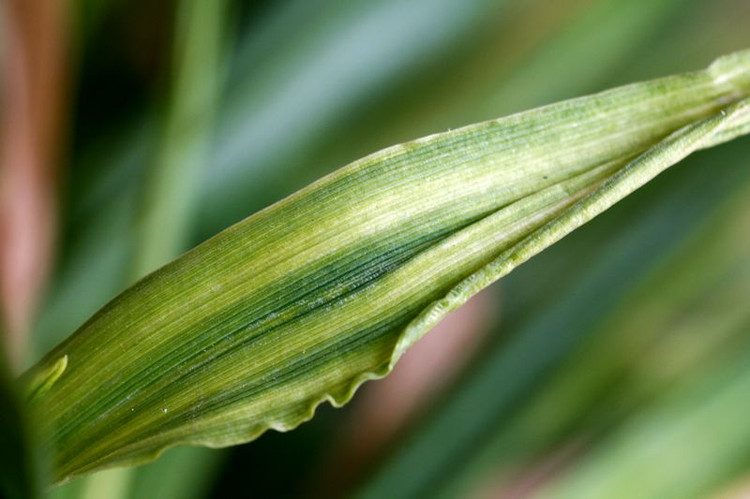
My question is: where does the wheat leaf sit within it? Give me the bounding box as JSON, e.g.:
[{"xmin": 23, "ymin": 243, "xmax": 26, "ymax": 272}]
[{"xmin": 25, "ymin": 49, "xmax": 750, "ymax": 484}]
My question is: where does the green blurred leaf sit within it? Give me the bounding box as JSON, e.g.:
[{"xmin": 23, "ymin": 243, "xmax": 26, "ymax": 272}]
[
  {"xmin": 0, "ymin": 324, "xmax": 39, "ymax": 499},
  {"xmin": 471, "ymin": 0, "xmax": 691, "ymax": 116},
  {"xmin": 26, "ymin": 50, "xmax": 750, "ymax": 484},
  {"xmin": 539, "ymin": 339, "xmax": 750, "ymax": 498},
  {"xmin": 126, "ymin": 447, "xmax": 222, "ymax": 499}
]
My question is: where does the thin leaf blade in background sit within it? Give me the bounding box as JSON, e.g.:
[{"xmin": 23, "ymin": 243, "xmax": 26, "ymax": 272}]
[{"xmin": 539, "ymin": 344, "xmax": 750, "ymax": 498}]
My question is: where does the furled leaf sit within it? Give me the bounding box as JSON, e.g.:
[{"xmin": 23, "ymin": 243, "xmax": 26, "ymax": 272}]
[{"xmin": 26, "ymin": 50, "xmax": 750, "ymax": 484}]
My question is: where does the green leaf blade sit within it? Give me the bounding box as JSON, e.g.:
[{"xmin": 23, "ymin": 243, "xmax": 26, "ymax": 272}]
[{"xmin": 27, "ymin": 49, "xmax": 750, "ymax": 484}]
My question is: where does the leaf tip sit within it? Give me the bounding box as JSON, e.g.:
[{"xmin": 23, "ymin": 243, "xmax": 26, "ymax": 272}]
[{"xmin": 709, "ymin": 48, "xmax": 750, "ymax": 91}]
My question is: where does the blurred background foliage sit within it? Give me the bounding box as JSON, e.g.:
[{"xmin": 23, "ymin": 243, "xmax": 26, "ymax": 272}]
[{"xmin": 1, "ymin": 0, "xmax": 749, "ymax": 497}]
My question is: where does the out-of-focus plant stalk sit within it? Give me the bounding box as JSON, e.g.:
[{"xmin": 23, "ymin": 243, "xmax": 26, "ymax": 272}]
[{"xmin": 133, "ymin": 0, "xmax": 229, "ymax": 277}]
